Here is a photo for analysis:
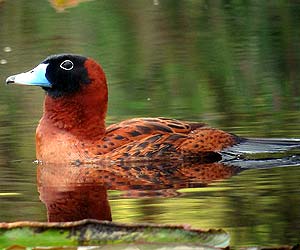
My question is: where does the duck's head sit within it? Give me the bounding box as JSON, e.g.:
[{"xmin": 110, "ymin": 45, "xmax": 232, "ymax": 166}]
[
  {"xmin": 6, "ymin": 54, "xmax": 108, "ymax": 137},
  {"xmin": 6, "ymin": 54, "xmax": 107, "ymax": 99}
]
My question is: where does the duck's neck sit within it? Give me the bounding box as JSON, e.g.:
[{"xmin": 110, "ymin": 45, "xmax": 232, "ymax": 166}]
[{"xmin": 43, "ymin": 76, "xmax": 108, "ymax": 140}]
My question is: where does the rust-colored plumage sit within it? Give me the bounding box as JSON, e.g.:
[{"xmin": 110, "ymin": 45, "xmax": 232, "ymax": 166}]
[
  {"xmin": 7, "ymin": 54, "xmax": 299, "ymax": 164},
  {"xmin": 34, "ymin": 57, "xmax": 236, "ymax": 163}
]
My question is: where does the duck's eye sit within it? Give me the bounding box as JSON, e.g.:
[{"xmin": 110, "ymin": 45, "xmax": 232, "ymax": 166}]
[{"xmin": 60, "ymin": 60, "xmax": 74, "ymax": 71}]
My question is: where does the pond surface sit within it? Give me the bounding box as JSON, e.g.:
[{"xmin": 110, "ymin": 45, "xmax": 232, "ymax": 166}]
[{"xmin": 0, "ymin": 0, "xmax": 300, "ymax": 247}]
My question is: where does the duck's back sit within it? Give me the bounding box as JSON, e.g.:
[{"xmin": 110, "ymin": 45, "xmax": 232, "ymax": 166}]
[{"xmin": 98, "ymin": 118, "xmax": 236, "ymax": 162}]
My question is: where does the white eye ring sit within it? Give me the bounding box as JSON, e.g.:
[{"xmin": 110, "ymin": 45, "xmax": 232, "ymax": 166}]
[{"xmin": 60, "ymin": 60, "xmax": 74, "ymax": 71}]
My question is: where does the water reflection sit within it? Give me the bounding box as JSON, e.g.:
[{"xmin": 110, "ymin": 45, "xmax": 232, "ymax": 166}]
[
  {"xmin": 34, "ymin": 157, "xmax": 300, "ymax": 245},
  {"xmin": 37, "ymin": 161, "xmax": 243, "ymax": 222},
  {"xmin": 37, "ymin": 152, "xmax": 300, "ymax": 223},
  {"xmin": 38, "ymin": 171, "xmax": 111, "ymax": 222}
]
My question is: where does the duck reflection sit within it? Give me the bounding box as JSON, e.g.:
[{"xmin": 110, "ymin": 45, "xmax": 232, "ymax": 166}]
[
  {"xmin": 38, "ymin": 153, "xmax": 300, "ymax": 222},
  {"xmin": 37, "ymin": 178, "xmax": 111, "ymax": 222},
  {"xmin": 37, "ymin": 160, "xmax": 242, "ymax": 222}
]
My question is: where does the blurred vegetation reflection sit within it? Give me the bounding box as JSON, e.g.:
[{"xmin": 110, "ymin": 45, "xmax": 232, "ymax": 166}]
[{"xmin": 0, "ymin": 0, "xmax": 299, "ymax": 247}]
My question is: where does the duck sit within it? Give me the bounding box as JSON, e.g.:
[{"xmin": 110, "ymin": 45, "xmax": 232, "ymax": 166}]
[{"xmin": 6, "ymin": 54, "xmax": 300, "ymax": 164}]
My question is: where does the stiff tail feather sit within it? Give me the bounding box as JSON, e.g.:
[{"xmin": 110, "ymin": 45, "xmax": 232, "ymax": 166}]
[
  {"xmin": 223, "ymin": 155, "xmax": 300, "ymax": 169},
  {"xmin": 221, "ymin": 137, "xmax": 300, "ymax": 166}
]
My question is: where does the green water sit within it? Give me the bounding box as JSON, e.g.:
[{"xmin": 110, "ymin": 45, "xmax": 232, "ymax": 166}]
[{"xmin": 0, "ymin": 0, "xmax": 299, "ymax": 247}]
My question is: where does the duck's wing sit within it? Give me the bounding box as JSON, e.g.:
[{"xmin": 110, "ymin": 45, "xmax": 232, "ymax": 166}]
[
  {"xmin": 106, "ymin": 117, "xmax": 206, "ymax": 137},
  {"xmin": 96, "ymin": 117, "xmax": 206, "ymax": 157},
  {"xmin": 104, "ymin": 132, "xmax": 223, "ymax": 162}
]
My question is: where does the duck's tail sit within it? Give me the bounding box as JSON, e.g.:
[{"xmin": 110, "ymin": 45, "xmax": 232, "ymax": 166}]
[
  {"xmin": 223, "ymin": 155, "xmax": 300, "ymax": 169},
  {"xmin": 221, "ymin": 138, "xmax": 300, "ymax": 169},
  {"xmin": 225, "ymin": 137, "xmax": 300, "ymax": 155}
]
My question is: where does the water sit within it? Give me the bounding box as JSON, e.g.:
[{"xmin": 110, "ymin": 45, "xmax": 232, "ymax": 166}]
[{"xmin": 0, "ymin": 0, "xmax": 300, "ymax": 247}]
